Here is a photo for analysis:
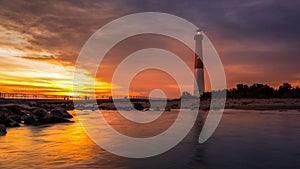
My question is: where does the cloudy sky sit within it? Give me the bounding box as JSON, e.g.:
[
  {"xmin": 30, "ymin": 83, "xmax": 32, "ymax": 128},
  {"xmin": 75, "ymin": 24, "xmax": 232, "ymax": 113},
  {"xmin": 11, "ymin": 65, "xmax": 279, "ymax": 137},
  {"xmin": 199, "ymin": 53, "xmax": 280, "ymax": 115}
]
[{"xmin": 0, "ymin": 0, "xmax": 299, "ymax": 97}]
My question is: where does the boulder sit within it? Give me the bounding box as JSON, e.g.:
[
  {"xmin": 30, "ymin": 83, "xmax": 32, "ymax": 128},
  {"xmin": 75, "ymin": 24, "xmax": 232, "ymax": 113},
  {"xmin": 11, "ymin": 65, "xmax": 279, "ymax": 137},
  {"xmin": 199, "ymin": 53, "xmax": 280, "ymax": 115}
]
[
  {"xmin": 29, "ymin": 101, "xmax": 38, "ymax": 107},
  {"xmin": 0, "ymin": 107, "xmax": 10, "ymax": 114},
  {"xmin": 24, "ymin": 113, "xmax": 71, "ymax": 125},
  {"xmin": 0, "ymin": 107, "xmax": 21, "ymax": 127},
  {"xmin": 0, "ymin": 124, "xmax": 7, "ymax": 136},
  {"xmin": 133, "ymin": 102, "xmax": 144, "ymax": 111},
  {"xmin": 39, "ymin": 113, "xmax": 71, "ymax": 124},
  {"xmin": 21, "ymin": 108, "xmax": 47, "ymax": 125},
  {"xmin": 31, "ymin": 108, "xmax": 48, "ymax": 119},
  {"xmin": 0, "ymin": 116, "xmax": 20, "ymax": 127},
  {"xmin": 4, "ymin": 118, "xmax": 20, "ymax": 127},
  {"xmin": 50, "ymin": 107, "xmax": 73, "ymax": 119},
  {"xmin": 10, "ymin": 114, "xmax": 21, "ymax": 122},
  {"xmin": 164, "ymin": 107, "xmax": 171, "ymax": 111},
  {"xmin": 0, "ymin": 104, "xmax": 74, "ymax": 126},
  {"xmin": 3, "ymin": 104, "xmax": 27, "ymax": 116},
  {"xmin": 0, "ymin": 113, "xmax": 6, "ymax": 125},
  {"xmin": 0, "ymin": 107, "xmax": 11, "ymax": 123},
  {"xmin": 22, "ymin": 115, "xmax": 36, "ymax": 125},
  {"xmin": 60, "ymin": 103, "xmax": 66, "ymax": 108},
  {"xmin": 65, "ymin": 103, "xmax": 74, "ymax": 110}
]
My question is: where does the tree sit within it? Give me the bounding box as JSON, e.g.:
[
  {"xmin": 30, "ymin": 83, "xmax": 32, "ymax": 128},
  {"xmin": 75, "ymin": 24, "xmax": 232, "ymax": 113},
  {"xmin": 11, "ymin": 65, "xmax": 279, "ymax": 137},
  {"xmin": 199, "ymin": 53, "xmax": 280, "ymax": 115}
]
[{"xmin": 279, "ymin": 83, "xmax": 292, "ymax": 91}]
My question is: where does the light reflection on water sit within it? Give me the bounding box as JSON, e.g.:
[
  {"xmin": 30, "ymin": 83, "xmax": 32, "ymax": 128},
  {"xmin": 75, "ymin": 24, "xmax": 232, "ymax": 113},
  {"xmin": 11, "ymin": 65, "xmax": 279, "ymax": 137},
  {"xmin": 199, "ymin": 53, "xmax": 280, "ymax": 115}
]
[{"xmin": 0, "ymin": 109, "xmax": 300, "ymax": 169}]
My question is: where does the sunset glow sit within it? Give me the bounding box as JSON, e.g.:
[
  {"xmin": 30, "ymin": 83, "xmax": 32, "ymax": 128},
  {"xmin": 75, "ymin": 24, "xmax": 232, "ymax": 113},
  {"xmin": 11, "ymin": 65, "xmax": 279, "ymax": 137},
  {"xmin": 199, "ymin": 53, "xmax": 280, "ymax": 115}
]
[{"xmin": 1, "ymin": 1, "xmax": 299, "ymax": 98}]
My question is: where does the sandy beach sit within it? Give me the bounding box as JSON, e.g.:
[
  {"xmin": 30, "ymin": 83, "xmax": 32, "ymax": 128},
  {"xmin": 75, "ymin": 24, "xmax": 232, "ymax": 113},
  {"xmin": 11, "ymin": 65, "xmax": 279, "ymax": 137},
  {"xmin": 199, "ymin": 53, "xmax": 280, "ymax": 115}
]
[
  {"xmin": 167, "ymin": 98, "xmax": 300, "ymax": 111},
  {"xmin": 223, "ymin": 98, "xmax": 300, "ymax": 110}
]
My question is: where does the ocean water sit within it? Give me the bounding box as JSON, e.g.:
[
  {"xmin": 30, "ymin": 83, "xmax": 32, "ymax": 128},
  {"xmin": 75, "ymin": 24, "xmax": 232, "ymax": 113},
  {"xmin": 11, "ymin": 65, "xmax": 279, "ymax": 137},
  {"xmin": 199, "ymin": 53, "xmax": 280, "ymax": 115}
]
[{"xmin": 0, "ymin": 109, "xmax": 300, "ymax": 169}]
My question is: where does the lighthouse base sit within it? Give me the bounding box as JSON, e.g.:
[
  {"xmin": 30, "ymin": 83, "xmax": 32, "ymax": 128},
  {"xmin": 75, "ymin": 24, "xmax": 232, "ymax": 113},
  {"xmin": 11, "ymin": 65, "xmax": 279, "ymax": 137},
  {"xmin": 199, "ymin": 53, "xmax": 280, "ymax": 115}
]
[{"xmin": 193, "ymin": 68, "xmax": 205, "ymax": 97}]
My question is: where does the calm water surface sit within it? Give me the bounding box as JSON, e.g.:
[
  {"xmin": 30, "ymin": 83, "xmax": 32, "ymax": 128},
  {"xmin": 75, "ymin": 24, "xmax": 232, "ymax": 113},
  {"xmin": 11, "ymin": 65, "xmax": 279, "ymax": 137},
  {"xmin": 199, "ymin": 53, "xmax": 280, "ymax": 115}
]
[{"xmin": 1, "ymin": 109, "xmax": 300, "ymax": 169}]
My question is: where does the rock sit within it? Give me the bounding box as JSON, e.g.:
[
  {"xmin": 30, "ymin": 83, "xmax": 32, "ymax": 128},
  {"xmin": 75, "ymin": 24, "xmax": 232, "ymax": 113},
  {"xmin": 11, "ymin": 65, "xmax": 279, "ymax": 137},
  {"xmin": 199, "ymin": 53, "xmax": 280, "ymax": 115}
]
[
  {"xmin": 1, "ymin": 104, "xmax": 31, "ymax": 116},
  {"xmin": 24, "ymin": 113, "xmax": 71, "ymax": 126},
  {"xmin": 201, "ymin": 106, "xmax": 210, "ymax": 111},
  {"xmin": 21, "ymin": 108, "xmax": 47, "ymax": 125},
  {"xmin": 7, "ymin": 115, "xmax": 21, "ymax": 123},
  {"xmin": 0, "ymin": 107, "xmax": 10, "ymax": 114},
  {"xmin": 29, "ymin": 101, "xmax": 38, "ymax": 107},
  {"xmin": 0, "ymin": 124, "xmax": 7, "ymax": 136},
  {"xmin": 4, "ymin": 118, "xmax": 20, "ymax": 127},
  {"xmin": 3, "ymin": 105, "xmax": 27, "ymax": 116},
  {"xmin": 65, "ymin": 103, "xmax": 74, "ymax": 110},
  {"xmin": 133, "ymin": 102, "xmax": 144, "ymax": 111},
  {"xmin": 6, "ymin": 106, "xmax": 22, "ymax": 115},
  {"xmin": 24, "ymin": 107, "xmax": 72, "ymax": 125},
  {"xmin": 170, "ymin": 103, "xmax": 179, "ymax": 109},
  {"xmin": 27, "ymin": 113, "xmax": 71, "ymax": 126},
  {"xmin": 31, "ymin": 108, "xmax": 48, "ymax": 119},
  {"xmin": 0, "ymin": 107, "xmax": 11, "ymax": 123},
  {"xmin": 0, "ymin": 113, "xmax": 6, "ymax": 125},
  {"xmin": 164, "ymin": 107, "xmax": 171, "ymax": 111},
  {"xmin": 50, "ymin": 107, "xmax": 73, "ymax": 119},
  {"xmin": 0, "ymin": 107, "xmax": 21, "ymax": 127},
  {"xmin": 0, "ymin": 104, "xmax": 73, "ymax": 126},
  {"xmin": 60, "ymin": 103, "xmax": 66, "ymax": 108},
  {"xmin": 39, "ymin": 114, "xmax": 71, "ymax": 124},
  {"xmin": 22, "ymin": 115, "xmax": 33, "ymax": 124},
  {"xmin": 19, "ymin": 109, "xmax": 30, "ymax": 117}
]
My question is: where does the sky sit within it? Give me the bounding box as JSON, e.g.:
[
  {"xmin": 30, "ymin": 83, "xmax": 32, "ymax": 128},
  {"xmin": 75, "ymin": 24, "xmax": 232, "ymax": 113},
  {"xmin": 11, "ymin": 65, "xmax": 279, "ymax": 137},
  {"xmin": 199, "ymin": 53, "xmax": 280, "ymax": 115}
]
[{"xmin": 0, "ymin": 0, "xmax": 299, "ymax": 98}]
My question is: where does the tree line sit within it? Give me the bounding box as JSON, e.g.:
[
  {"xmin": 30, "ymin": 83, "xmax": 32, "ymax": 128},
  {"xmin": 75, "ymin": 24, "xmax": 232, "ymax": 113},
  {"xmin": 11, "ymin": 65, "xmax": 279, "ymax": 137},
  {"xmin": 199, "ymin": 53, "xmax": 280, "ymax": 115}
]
[{"xmin": 201, "ymin": 83, "xmax": 300, "ymax": 99}]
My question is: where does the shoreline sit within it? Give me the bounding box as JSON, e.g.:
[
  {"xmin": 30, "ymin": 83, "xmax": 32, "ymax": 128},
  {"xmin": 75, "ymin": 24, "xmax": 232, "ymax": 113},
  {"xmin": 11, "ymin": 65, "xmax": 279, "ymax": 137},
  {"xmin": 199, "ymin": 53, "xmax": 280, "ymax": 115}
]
[
  {"xmin": 1, "ymin": 98, "xmax": 300, "ymax": 135},
  {"xmin": 1, "ymin": 98, "xmax": 300, "ymax": 111},
  {"xmin": 227, "ymin": 98, "xmax": 300, "ymax": 110},
  {"xmin": 203, "ymin": 98, "xmax": 300, "ymax": 111}
]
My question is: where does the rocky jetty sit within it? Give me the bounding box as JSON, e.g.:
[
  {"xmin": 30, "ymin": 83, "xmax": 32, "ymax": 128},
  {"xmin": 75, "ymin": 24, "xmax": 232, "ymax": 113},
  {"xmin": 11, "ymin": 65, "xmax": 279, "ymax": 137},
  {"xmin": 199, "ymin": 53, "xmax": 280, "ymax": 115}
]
[
  {"xmin": 0, "ymin": 104, "xmax": 73, "ymax": 135},
  {"xmin": 0, "ymin": 124, "xmax": 7, "ymax": 136}
]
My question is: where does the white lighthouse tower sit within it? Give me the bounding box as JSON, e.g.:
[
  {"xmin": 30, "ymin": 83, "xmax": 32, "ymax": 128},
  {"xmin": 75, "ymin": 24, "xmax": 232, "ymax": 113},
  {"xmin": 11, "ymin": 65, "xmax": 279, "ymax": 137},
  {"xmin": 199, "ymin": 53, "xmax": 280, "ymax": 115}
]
[{"xmin": 193, "ymin": 29, "xmax": 205, "ymax": 97}]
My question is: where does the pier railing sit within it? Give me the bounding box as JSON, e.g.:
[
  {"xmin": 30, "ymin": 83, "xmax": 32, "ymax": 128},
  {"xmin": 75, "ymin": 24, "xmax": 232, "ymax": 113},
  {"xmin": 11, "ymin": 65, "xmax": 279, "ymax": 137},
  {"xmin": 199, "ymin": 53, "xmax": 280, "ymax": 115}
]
[{"xmin": 0, "ymin": 92, "xmax": 165, "ymax": 101}]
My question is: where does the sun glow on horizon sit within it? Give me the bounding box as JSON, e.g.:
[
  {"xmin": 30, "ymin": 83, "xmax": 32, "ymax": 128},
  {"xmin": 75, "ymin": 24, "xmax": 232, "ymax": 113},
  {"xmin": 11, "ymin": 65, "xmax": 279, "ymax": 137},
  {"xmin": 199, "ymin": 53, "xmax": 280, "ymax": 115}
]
[{"xmin": 0, "ymin": 25, "xmax": 118, "ymax": 98}]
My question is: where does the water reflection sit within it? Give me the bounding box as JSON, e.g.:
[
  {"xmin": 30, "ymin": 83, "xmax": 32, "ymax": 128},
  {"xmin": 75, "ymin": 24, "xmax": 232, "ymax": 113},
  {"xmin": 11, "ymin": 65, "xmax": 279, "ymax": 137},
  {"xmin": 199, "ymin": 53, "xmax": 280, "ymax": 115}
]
[
  {"xmin": 0, "ymin": 111, "xmax": 100, "ymax": 168},
  {"xmin": 1, "ymin": 110, "xmax": 300, "ymax": 169}
]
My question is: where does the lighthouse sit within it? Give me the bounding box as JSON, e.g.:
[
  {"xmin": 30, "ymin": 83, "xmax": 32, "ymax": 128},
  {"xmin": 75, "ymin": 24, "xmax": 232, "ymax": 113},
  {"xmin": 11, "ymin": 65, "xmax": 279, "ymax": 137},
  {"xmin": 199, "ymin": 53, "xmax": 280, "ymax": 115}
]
[{"xmin": 194, "ymin": 29, "xmax": 205, "ymax": 97}]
